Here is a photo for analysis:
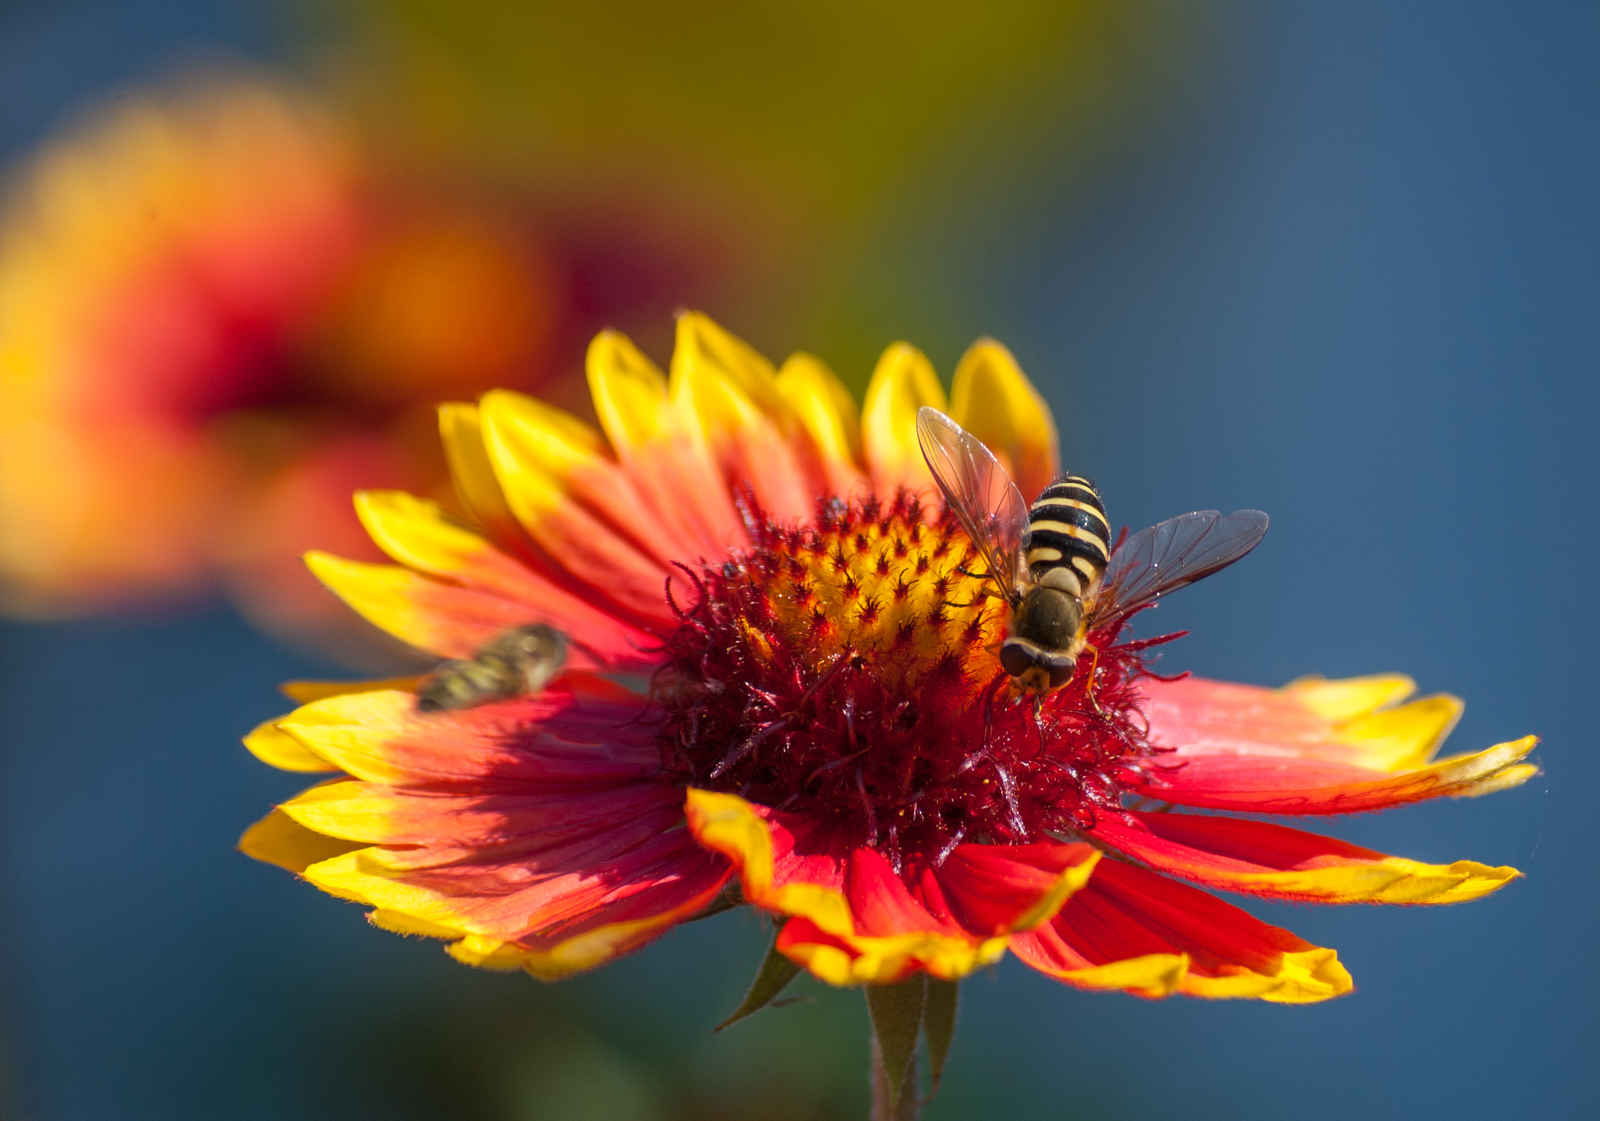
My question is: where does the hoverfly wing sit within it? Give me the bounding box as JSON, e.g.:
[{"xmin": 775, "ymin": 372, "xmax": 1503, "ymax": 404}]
[
  {"xmin": 915, "ymin": 406, "xmax": 1030, "ymax": 594},
  {"xmin": 1092, "ymin": 509, "xmax": 1269, "ymax": 628}
]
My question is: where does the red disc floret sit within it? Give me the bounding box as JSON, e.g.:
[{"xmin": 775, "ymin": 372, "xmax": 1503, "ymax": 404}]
[{"xmin": 653, "ymin": 493, "xmax": 1169, "ymax": 869}]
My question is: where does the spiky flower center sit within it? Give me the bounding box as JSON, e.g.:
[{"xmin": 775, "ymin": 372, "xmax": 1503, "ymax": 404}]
[{"xmin": 655, "ymin": 493, "xmax": 1157, "ymax": 866}]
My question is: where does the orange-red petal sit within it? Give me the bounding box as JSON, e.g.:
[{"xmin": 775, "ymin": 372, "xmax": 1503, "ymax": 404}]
[
  {"xmin": 774, "ymin": 352, "xmax": 869, "ymax": 498},
  {"xmin": 307, "ymin": 490, "xmax": 658, "ymax": 667},
  {"xmin": 478, "ymin": 390, "xmax": 677, "ymax": 628},
  {"xmin": 437, "ymin": 402, "xmax": 544, "ymax": 567},
  {"xmin": 684, "ymin": 788, "xmax": 1096, "ymax": 984},
  {"xmin": 1091, "ymin": 811, "xmax": 1520, "ymax": 904},
  {"xmin": 1133, "ymin": 673, "xmax": 1536, "ymax": 813},
  {"xmin": 947, "ymin": 337, "xmax": 1059, "ymax": 501},
  {"xmin": 1130, "ymin": 735, "xmax": 1538, "ymax": 814},
  {"xmin": 669, "ymin": 312, "xmax": 827, "ymax": 523},
  {"xmin": 585, "ymin": 328, "xmax": 747, "ymax": 559},
  {"xmin": 1011, "ymin": 859, "xmax": 1352, "ymax": 1003},
  {"xmin": 273, "ymin": 674, "xmax": 659, "ymax": 784},
  {"xmin": 860, "ymin": 342, "xmax": 947, "ymax": 500},
  {"xmin": 239, "ymin": 805, "xmax": 365, "ymax": 872},
  {"xmin": 1140, "ymin": 674, "xmax": 1462, "ymax": 772},
  {"xmin": 246, "ymin": 678, "xmax": 729, "ymax": 979}
]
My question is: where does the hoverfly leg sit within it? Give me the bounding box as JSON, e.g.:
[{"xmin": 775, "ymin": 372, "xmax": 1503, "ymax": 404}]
[
  {"xmin": 945, "ymin": 567, "xmax": 1007, "ymax": 609},
  {"xmin": 959, "ymin": 676, "xmax": 1007, "ymax": 777},
  {"xmin": 945, "ymin": 590, "xmax": 1006, "ymax": 609},
  {"xmin": 982, "ymin": 674, "xmax": 1005, "ymax": 750},
  {"xmin": 1083, "ymin": 643, "xmax": 1107, "ymax": 718}
]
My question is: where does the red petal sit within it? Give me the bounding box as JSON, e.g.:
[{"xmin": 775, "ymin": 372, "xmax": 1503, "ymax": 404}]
[
  {"xmin": 847, "ymin": 847, "xmax": 963, "ymax": 938},
  {"xmin": 763, "ymin": 804, "xmax": 855, "ymax": 895},
  {"xmin": 929, "ymin": 842, "xmax": 1100, "ymax": 936}
]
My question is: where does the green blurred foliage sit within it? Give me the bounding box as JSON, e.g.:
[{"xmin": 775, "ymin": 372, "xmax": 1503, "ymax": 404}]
[{"xmin": 307, "ymin": 0, "xmax": 1209, "ymax": 384}]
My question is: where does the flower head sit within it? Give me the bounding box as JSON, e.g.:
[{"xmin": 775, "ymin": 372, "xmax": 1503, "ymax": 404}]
[
  {"xmin": 654, "ymin": 490, "xmax": 1150, "ymax": 857},
  {"xmin": 243, "ymin": 313, "xmax": 1535, "ymax": 1002}
]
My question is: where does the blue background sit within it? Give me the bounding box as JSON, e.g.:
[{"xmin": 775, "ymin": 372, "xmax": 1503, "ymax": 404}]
[{"xmin": 1, "ymin": 3, "xmax": 1594, "ymax": 1118}]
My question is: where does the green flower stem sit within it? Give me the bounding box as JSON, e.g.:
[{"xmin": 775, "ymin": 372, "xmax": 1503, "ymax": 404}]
[{"xmin": 870, "ymin": 1033, "xmax": 920, "ymax": 1121}]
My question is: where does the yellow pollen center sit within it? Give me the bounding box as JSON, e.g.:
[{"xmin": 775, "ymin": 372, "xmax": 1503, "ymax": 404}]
[{"xmin": 739, "ymin": 512, "xmax": 1009, "ymax": 692}]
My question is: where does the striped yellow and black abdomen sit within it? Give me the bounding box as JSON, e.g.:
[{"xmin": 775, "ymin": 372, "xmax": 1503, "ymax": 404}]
[{"xmin": 1024, "ymin": 475, "xmax": 1111, "ymax": 593}]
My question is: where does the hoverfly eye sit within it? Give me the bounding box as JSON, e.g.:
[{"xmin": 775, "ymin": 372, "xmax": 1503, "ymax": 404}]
[{"xmin": 999, "ymin": 641, "xmax": 1034, "ymax": 679}]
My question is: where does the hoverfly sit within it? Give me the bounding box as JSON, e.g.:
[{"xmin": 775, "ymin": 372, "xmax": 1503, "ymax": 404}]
[
  {"xmin": 418, "ymin": 623, "xmax": 568, "ymax": 711},
  {"xmin": 915, "ymin": 406, "xmax": 1268, "ymax": 695}
]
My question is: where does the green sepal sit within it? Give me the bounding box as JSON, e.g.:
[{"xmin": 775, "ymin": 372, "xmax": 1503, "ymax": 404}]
[
  {"xmin": 865, "ymin": 974, "xmax": 927, "ymax": 1111},
  {"xmin": 922, "ymin": 978, "xmax": 959, "ymax": 1098},
  {"xmin": 714, "ymin": 923, "xmax": 801, "ymax": 1032},
  {"xmin": 683, "ymin": 878, "xmax": 746, "ymax": 924}
]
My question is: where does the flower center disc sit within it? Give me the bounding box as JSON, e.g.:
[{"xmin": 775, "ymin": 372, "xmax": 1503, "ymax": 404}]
[{"xmin": 656, "ymin": 493, "xmax": 1151, "ymax": 865}]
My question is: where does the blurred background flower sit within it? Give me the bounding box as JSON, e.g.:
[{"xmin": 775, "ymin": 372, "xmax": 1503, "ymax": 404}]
[
  {"xmin": 1, "ymin": 2, "xmax": 1594, "ymax": 1119},
  {"xmin": 0, "ymin": 71, "xmax": 733, "ymax": 659},
  {"xmin": 0, "ymin": 79, "xmax": 365, "ymax": 616}
]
